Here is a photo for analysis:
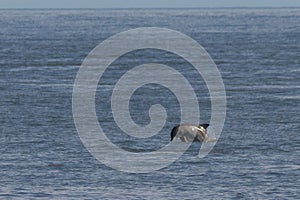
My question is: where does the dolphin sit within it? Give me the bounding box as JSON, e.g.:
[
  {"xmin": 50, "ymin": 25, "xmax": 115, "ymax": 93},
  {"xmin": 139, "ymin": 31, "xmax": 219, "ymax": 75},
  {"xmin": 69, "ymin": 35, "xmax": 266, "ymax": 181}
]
[{"xmin": 170, "ymin": 124, "xmax": 216, "ymax": 142}]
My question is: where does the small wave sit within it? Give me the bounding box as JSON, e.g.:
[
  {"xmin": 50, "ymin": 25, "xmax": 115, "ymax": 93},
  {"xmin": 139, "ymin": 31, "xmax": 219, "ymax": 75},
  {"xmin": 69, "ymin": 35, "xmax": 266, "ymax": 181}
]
[
  {"xmin": 121, "ymin": 147, "xmax": 158, "ymax": 153},
  {"xmin": 231, "ymin": 85, "xmax": 300, "ymax": 90},
  {"xmin": 263, "ymin": 164, "xmax": 300, "ymax": 171},
  {"xmin": 47, "ymin": 162, "xmax": 64, "ymax": 167},
  {"xmin": 291, "ymin": 69, "xmax": 300, "ymax": 73},
  {"xmin": 8, "ymin": 65, "xmax": 79, "ymax": 72},
  {"xmin": 275, "ymin": 95, "xmax": 300, "ymax": 100},
  {"xmin": 39, "ymin": 83, "xmax": 74, "ymax": 88}
]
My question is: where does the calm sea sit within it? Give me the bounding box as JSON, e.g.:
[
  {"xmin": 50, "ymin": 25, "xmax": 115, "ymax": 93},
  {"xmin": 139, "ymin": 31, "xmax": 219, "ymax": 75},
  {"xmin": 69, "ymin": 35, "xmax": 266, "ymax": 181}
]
[{"xmin": 0, "ymin": 8, "xmax": 299, "ymax": 199}]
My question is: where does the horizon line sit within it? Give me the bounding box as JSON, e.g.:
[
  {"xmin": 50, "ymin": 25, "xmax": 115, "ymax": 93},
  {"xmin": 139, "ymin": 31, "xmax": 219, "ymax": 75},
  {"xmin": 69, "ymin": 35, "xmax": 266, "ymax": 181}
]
[{"xmin": 1, "ymin": 6, "xmax": 300, "ymax": 10}]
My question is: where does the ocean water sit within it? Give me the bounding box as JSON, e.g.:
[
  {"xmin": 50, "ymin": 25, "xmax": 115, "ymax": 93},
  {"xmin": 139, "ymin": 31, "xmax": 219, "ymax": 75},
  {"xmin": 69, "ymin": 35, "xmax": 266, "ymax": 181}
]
[{"xmin": 0, "ymin": 8, "xmax": 300, "ymax": 199}]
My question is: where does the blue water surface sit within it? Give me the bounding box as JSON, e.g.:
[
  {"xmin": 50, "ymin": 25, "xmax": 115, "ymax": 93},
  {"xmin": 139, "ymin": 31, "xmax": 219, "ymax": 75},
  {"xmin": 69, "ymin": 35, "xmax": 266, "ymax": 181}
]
[{"xmin": 0, "ymin": 8, "xmax": 299, "ymax": 199}]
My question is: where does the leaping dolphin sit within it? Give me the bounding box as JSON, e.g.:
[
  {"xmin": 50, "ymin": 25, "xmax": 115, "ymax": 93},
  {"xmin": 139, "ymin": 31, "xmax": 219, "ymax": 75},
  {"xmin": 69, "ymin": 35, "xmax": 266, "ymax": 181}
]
[{"xmin": 170, "ymin": 124, "xmax": 216, "ymax": 142}]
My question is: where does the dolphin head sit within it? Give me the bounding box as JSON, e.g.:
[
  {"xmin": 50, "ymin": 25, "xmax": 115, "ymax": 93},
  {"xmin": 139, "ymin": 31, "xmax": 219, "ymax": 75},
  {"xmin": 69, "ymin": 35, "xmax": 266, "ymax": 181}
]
[
  {"xmin": 199, "ymin": 124, "xmax": 217, "ymax": 142},
  {"xmin": 198, "ymin": 123, "xmax": 209, "ymax": 130}
]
